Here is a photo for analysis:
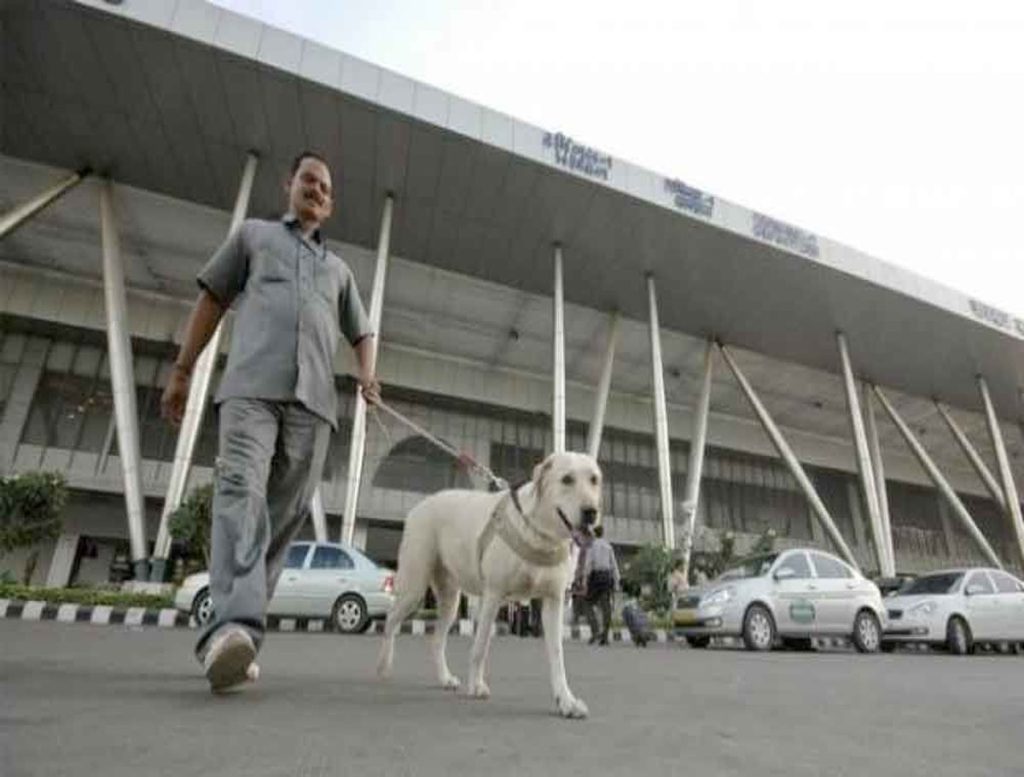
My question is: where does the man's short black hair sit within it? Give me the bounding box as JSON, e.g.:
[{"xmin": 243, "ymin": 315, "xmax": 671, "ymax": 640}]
[{"xmin": 290, "ymin": 150, "xmax": 329, "ymax": 177}]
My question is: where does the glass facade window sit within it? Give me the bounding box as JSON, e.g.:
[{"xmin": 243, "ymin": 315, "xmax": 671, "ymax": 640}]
[
  {"xmin": 374, "ymin": 435, "xmax": 473, "ymax": 493},
  {"xmin": 21, "ymin": 371, "xmax": 114, "ymax": 452}
]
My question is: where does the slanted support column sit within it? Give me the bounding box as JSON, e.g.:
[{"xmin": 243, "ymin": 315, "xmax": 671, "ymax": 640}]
[
  {"xmin": 0, "ymin": 338, "xmax": 49, "ymax": 474},
  {"xmin": 586, "ymin": 312, "xmax": 619, "ymax": 458},
  {"xmin": 978, "ymin": 376, "xmax": 1024, "ymax": 568},
  {"xmin": 646, "ymin": 275, "xmax": 674, "ymax": 549},
  {"xmin": 935, "ymin": 401, "xmax": 1006, "ymax": 512},
  {"xmin": 679, "ymin": 339, "xmax": 714, "ymax": 581},
  {"xmin": 0, "ymin": 167, "xmax": 90, "ymax": 240},
  {"xmin": 719, "ymin": 342, "xmax": 859, "ymax": 569},
  {"xmin": 836, "ymin": 332, "xmax": 891, "ymax": 575},
  {"xmin": 99, "ymin": 181, "xmax": 147, "ymax": 579},
  {"xmin": 864, "ymin": 387, "xmax": 895, "ymax": 570},
  {"xmin": 552, "ymin": 244, "xmax": 566, "ymax": 454},
  {"xmin": 310, "ymin": 488, "xmax": 327, "ymax": 542},
  {"xmin": 341, "ymin": 195, "xmax": 393, "ymax": 545},
  {"xmin": 872, "ymin": 384, "xmax": 1003, "ymax": 569},
  {"xmin": 151, "ymin": 153, "xmax": 258, "ymax": 580}
]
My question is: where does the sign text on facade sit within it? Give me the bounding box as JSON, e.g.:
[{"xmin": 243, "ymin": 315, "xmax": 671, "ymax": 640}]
[
  {"xmin": 664, "ymin": 178, "xmax": 714, "ymax": 218},
  {"xmin": 751, "ymin": 213, "xmax": 820, "ymax": 259},
  {"xmin": 543, "ymin": 132, "xmax": 612, "ymax": 181}
]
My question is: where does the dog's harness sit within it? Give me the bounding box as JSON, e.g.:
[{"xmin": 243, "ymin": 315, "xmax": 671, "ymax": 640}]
[{"xmin": 477, "ymin": 485, "xmax": 572, "ymax": 578}]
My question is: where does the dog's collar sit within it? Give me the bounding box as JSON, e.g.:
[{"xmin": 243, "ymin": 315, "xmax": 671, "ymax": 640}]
[
  {"xmin": 509, "ymin": 482, "xmax": 578, "ymax": 545},
  {"xmin": 477, "ymin": 492, "xmax": 571, "ymax": 576}
]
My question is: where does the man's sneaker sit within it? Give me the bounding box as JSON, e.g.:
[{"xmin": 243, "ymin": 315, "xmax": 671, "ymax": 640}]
[{"xmin": 203, "ymin": 628, "xmax": 256, "ymax": 693}]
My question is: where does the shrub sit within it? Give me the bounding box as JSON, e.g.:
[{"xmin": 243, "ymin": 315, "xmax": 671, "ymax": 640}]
[
  {"xmin": 168, "ymin": 483, "xmax": 214, "ymax": 567},
  {"xmin": 0, "ymin": 472, "xmax": 68, "ymax": 584}
]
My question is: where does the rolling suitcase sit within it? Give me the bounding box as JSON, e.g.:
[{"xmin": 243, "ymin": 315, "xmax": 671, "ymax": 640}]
[{"xmin": 621, "ymin": 601, "xmax": 652, "ymax": 647}]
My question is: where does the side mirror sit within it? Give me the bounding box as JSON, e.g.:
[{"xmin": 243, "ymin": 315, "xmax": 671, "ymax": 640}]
[{"xmin": 774, "ymin": 567, "xmax": 795, "ymax": 581}]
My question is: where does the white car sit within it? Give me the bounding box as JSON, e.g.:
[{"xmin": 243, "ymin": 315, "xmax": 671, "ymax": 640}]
[
  {"xmin": 674, "ymin": 548, "xmax": 887, "ymax": 652},
  {"xmin": 882, "ymin": 567, "xmax": 1024, "ymax": 654},
  {"xmin": 174, "ymin": 542, "xmax": 395, "ymax": 634}
]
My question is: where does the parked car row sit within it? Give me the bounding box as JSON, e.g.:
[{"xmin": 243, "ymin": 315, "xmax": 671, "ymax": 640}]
[
  {"xmin": 672, "ymin": 547, "xmax": 1024, "ymax": 655},
  {"xmin": 174, "ymin": 542, "xmax": 395, "ymax": 634},
  {"xmin": 174, "ymin": 540, "xmax": 1024, "ymax": 655}
]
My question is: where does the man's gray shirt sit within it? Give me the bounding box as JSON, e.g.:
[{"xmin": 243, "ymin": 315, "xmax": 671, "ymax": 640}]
[
  {"xmin": 197, "ymin": 216, "xmax": 371, "ymax": 429},
  {"xmin": 583, "ymin": 538, "xmax": 620, "ymax": 585}
]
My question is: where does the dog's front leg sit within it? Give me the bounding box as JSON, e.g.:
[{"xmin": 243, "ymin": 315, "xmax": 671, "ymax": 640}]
[
  {"xmin": 467, "ymin": 590, "xmax": 502, "ymax": 699},
  {"xmin": 542, "ymin": 595, "xmax": 589, "ymax": 719}
]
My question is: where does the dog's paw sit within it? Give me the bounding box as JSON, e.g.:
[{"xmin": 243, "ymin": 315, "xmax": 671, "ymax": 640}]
[
  {"xmin": 466, "ymin": 680, "xmax": 490, "ymax": 699},
  {"xmin": 439, "ymin": 673, "xmax": 461, "ymax": 691},
  {"xmin": 555, "ymin": 693, "xmax": 589, "ymax": 719}
]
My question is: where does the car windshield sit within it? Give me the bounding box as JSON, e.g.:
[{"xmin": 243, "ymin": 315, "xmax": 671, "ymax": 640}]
[
  {"xmin": 901, "ymin": 572, "xmax": 963, "ymax": 595},
  {"xmin": 719, "ymin": 553, "xmax": 779, "ymax": 580}
]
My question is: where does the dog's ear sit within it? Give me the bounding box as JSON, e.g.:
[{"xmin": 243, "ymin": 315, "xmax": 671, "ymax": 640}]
[{"xmin": 532, "ymin": 455, "xmax": 554, "ymax": 496}]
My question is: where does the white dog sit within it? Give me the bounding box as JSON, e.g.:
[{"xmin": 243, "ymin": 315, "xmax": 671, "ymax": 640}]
[{"xmin": 376, "ymin": 451, "xmax": 602, "ymax": 719}]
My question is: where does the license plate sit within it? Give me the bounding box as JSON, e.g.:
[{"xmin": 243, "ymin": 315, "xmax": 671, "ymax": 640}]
[{"xmin": 674, "ymin": 609, "xmax": 699, "ymax": 626}]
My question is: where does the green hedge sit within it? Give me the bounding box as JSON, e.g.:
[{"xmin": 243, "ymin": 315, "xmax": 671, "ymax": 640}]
[{"xmin": 0, "ymin": 583, "xmax": 174, "ymax": 609}]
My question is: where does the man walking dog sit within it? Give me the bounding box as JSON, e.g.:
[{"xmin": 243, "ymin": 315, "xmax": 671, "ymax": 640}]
[{"xmin": 162, "ymin": 151, "xmax": 379, "ymax": 692}]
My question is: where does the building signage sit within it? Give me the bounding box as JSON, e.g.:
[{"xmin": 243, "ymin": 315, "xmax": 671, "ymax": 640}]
[
  {"xmin": 542, "ymin": 132, "xmax": 612, "ymax": 181},
  {"xmin": 968, "ymin": 299, "xmax": 1024, "ymax": 336},
  {"xmin": 664, "ymin": 178, "xmax": 714, "ymax": 218},
  {"xmin": 751, "ymin": 212, "xmax": 820, "ymax": 259}
]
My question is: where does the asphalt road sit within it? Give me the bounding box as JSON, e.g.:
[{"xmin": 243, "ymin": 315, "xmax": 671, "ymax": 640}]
[{"xmin": 2, "ymin": 619, "xmax": 1023, "ymax": 777}]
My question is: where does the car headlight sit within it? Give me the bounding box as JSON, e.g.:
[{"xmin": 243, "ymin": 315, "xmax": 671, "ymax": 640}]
[
  {"xmin": 702, "ymin": 587, "xmax": 735, "ymax": 607},
  {"xmin": 908, "ymin": 601, "xmax": 938, "ymax": 616}
]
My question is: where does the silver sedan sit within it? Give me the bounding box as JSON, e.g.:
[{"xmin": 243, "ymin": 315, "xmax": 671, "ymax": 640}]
[
  {"xmin": 882, "ymin": 567, "xmax": 1024, "ymax": 654},
  {"xmin": 674, "ymin": 548, "xmax": 886, "ymax": 652},
  {"xmin": 174, "ymin": 541, "xmax": 395, "ymax": 634}
]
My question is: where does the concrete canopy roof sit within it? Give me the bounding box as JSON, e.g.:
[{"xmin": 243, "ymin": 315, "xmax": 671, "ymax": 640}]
[{"xmin": 2, "ymin": 0, "xmax": 1023, "ymax": 420}]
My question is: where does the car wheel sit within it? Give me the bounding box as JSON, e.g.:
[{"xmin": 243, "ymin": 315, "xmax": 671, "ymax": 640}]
[
  {"xmin": 191, "ymin": 588, "xmax": 214, "ymax": 627},
  {"xmin": 685, "ymin": 636, "xmax": 711, "ymax": 649},
  {"xmin": 742, "ymin": 604, "xmax": 776, "ymax": 651},
  {"xmin": 946, "ymin": 616, "xmax": 972, "ymax": 655},
  {"xmin": 781, "ymin": 637, "xmax": 814, "ymax": 652},
  {"xmin": 852, "ymin": 609, "xmax": 881, "ymax": 654},
  {"xmin": 332, "ymin": 594, "xmax": 369, "ymax": 634}
]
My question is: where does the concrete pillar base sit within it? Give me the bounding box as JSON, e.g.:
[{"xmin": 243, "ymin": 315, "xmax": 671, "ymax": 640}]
[{"xmin": 148, "ymin": 558, "xmax": 168, "ymax": 583}]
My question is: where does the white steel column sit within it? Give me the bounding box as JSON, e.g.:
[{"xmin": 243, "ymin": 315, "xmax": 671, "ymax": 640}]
[
  {"xmin": 341, "ymin": 195, "xmax": 393, "ymax": 545},
  {"xmin": 552, "ymin": 245, "xmax": 566, "ymax": 454},
  {"xmin": 719, "ymin": 343, "xmax": 859, "ymax": 569},
  {"xmin": 935, "ymin": 401, "xmax": 1007, "ymax": 512},
  {"xmin": 837, "ymin": 333, "xmax": 891, "ymax": 575},
  {"xmin": 864, "ymin": 387, "xmax": 895, "ymax": 570},
  {"xmin": 646, "ymin": 275, "xmax": 675, "ymax": 549},
  {"xmin": 0, "ymin": 167, "xmax": 90, "ymax": 240},
  {"xmin": 679, "ymin": 339, "xmax": 714, "ymax": 581},
  {"xmin": 99, "ymin": 181, "xmax": 148, "ymax": 579},
  {"xmin": 151, "ymin": 153, "xmax": 258, "ymax": 579},
  {"xmin": 310, "ymin": 488, "xmax": 328, "ymax": 542},
  {"xmin": 586, "ymin": 312, "xmax": 618, "ymax": 458},
  {"xmin": 872, "ymin": 384, "xmax": 1003, "ymax": 569},
  {"xmin": 978, "ymin": 376, "xmax": 1024, "ymax": 567}
]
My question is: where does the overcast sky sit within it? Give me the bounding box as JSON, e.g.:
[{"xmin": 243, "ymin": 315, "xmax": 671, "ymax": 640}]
[{"xmin": 214, "ymin": 0, "xmax": 1024, "ymax": 316}]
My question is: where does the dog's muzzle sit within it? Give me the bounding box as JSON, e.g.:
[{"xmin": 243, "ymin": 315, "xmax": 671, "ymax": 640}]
[{"xmin": 581, "ymin": 507, "xmax": 598, "ymax": 527}]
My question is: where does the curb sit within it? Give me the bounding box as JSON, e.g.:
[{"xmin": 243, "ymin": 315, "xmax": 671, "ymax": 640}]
[
  {"xmin": 0, "ymin": 598, "xmax": 671, "ymax": 642},
  {"xmin": 3, "ymin": 599, "xmax": 925, "ymax": 651}
]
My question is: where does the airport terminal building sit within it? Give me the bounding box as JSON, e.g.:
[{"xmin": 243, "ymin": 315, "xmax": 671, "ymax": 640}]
[{"xmin": 3, "ymin": 0, "xmax": 1024, "ymax": 587}]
